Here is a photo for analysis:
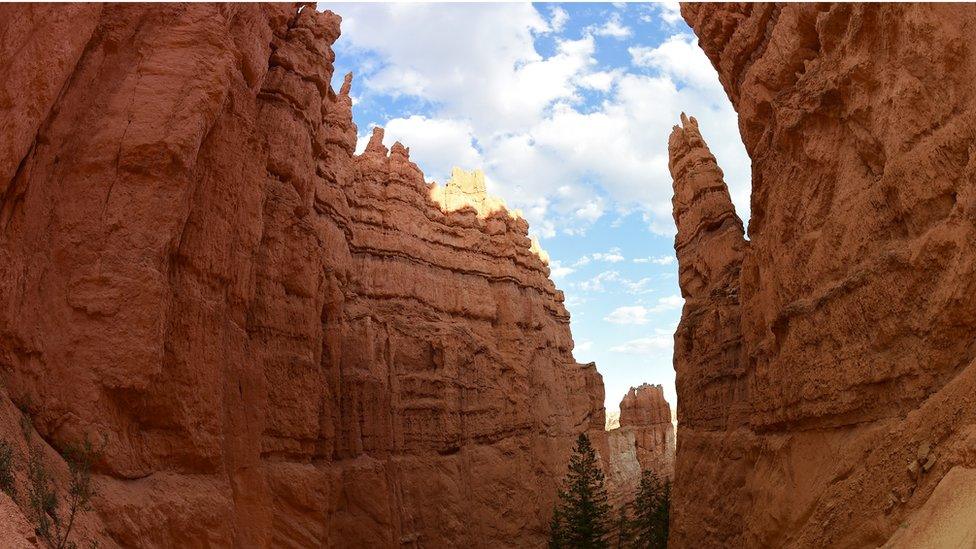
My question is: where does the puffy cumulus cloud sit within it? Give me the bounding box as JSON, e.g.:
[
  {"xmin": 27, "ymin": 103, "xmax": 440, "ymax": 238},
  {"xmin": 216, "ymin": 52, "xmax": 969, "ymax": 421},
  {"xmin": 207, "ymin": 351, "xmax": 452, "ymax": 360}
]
[
  {"xmin": 485, "ymin": 67, "xmax": 748, "ymax": 236},
  {"xmin": 629, "ymin": 33, "xmax": 721, "ymax": 91},
  {"xmin": 329, "ymin": 3, "xmax": 750, "ymax": 239},
  {"xmin": 335, "ymin": 4, "xmax": 590, "ymax": 133},
  {"xmin": 609, "ymin": 334, "xmax": 673, "ymax": 354}
]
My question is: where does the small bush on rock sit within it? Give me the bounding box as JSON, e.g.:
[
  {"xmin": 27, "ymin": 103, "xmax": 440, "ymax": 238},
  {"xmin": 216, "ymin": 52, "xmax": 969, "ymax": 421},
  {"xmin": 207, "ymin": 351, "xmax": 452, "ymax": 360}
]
[{"xmin": 21, "ymin": 416, "xmax": 100, "ymax": 549}]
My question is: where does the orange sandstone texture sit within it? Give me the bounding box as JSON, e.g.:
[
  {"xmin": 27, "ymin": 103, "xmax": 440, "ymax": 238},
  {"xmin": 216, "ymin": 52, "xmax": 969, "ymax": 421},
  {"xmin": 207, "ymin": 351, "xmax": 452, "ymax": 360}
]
[
  {"xmin": 606, "ymin": 384, "xmax": 675, "ymax": 505},
  {"xmin": 672, "ymin": 3, "xmax": 976, "ymax": 547},
  {"xmin": 0, "ymin": 4, "xmax": 606, "ymax": 547}
]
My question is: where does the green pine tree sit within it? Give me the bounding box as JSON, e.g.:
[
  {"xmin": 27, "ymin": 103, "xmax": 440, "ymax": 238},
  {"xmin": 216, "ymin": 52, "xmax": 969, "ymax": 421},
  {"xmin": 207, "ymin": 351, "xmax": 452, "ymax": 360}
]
[
  {"xmin": 631, "ymin": 470, "xmax": 670, "ymax": 549},
  {"xmin": 549, "ymin": 507, "xmax": 565, "ymax": 549},
  {"xmin": 548, "ymin": 433, "xmax": 612, "ymax": 548},
  {"xmin": 614, "ymin": 506, "xmax": 632, "ymax": 549}
]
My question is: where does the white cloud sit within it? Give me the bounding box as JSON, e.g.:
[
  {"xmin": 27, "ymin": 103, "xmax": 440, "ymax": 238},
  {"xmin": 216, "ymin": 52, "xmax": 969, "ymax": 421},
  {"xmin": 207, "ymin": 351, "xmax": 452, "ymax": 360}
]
[
  {"xmin": 549, "ymin": 260, "xmax": 575, "ymax": 280},
  {"xmin": 605, "ymin": 305, "xmax": 651, "ymax": 325},
  {"xmin": 633, "ymin": 255, "xmax": 675, "ymax": 265},
  {"xmin": 609, "ymin": 334, "xmax": 673, "ymax": 354},
  {"xmin": 549, "ymin": 6, "xmax": 569, "ymax": 33},
  {"xmin": 331, "ymin": 3, "xmax": 751, "ymax": 239},
  {"xmin": 578, "ymin": 70, "xmax": 621, "ymax": 92},
  {"xmin": 334, "ymin": 4, "xmax": 570, "ymax": 132},
  {"xmin": 579, "ymin": 270, "xmax": 621, "ymax": 292},
  {"xmin": 629, "ymin": 34, "xmax": 721, "ymax": 91},
  {"xmin": 576, "ymin": 340, "xmax": 593, "ymax": 352},
  {"xmin": 647, "ymin": 294, "xmax": 684, "ymax": 312},
  {"xmin": 604, "ymin": 294, "xmax": 683, "ymax": 324},
  {"xmin": 364, "ymin": 66, "xmax": 430, "ymax": 98},
  {"xmin": 589, "ymin": 13, "xmax": 632, "ymax": 39},
  {"xmin": 637, "ymin": 2, "xmax": 682, "ymax": 27},
  {"xmin": 657, "ymin": 1, "xmax": 683, "ymax": 27},
  {"xmin": 621, "ymin": 277, "xmax": 654, "ymax": 294},
  {"xmin": 575, "ymin": 266, "xmax": 672, "ymax": 295},
  {"xmin": 592, "ymin": 247, "xmax": 625, "ymax": 263},
  {"xmin": 575, "ymin": 199, "xmax": 605, "ymax": 223},
  {"xmin": 574, "ymin": 247, "xmax": 624, "ymax": 268}
]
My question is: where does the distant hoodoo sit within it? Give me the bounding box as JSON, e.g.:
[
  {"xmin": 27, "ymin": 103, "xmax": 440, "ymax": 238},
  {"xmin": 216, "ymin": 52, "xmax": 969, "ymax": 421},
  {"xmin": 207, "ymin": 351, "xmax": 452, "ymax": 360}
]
[{"xmin": 606, "ymin": 384, "xmax": 676, "ymax": 505}]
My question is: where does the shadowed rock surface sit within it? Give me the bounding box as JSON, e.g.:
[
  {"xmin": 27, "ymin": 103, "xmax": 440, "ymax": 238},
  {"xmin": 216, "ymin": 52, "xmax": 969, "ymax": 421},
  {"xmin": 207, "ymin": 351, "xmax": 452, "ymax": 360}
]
[
  {"xmin": 0, "ymin": 4, "xmax": 606, "ymax": 547},
  {"xmin": 672, "ymin": 3, "xmax": 976, "ymax": 547}
]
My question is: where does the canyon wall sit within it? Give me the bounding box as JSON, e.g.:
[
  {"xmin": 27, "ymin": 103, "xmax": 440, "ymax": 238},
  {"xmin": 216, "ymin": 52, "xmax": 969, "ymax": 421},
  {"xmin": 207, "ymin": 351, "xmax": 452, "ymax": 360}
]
[
  {"xmin": 606, "ymin": 384, "xmax": 674, "ymax": 505},
  {"xmin": 0, "ymin": 4, "xmax": 606, "ymax": 547},
  {"xmin": 672, "ymin": 3, "xmax": 976, "ymax": 547}
]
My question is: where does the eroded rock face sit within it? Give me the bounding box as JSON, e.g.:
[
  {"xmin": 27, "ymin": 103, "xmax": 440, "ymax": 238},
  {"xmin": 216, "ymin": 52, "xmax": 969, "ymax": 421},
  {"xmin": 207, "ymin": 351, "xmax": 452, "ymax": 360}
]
[
  {"xmin": 606, "ymin": 384, "xmax": 674, "ymax": 505},
  {"xmin": 672, "ymin": 4, "xmax": 976, "ymax": 547},
  {"xmin": 0, "ymin": 4, "xmax": 605, "ymax": 547}
]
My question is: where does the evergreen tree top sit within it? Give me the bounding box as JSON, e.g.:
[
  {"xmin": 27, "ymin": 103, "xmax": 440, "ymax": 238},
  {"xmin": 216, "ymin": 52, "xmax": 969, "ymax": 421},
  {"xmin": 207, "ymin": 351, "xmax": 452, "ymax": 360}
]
[{"xmin": 549, "ymin": 433, "xmax": 612, "ymax": 549}]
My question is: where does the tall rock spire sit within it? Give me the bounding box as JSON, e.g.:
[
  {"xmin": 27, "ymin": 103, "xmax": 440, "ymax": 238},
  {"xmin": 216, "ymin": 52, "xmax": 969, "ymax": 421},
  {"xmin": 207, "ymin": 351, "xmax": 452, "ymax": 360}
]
[
  {"xmin": 669, "ymin": 113, "xmax": 746, "ymax": 300},
  {"xmin": 668, "ymin": 113, "xmax": 752, "ymax": 547},
  {"xmin": 668, "ymin": 113, "xmax": 748, "ymax": 428}
]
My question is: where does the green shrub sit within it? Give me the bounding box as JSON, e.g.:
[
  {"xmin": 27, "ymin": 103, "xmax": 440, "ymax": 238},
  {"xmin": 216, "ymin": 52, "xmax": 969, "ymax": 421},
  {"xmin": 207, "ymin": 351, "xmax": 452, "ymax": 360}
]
[{"xmin": 22, "ymin": 419, "xmax": 99, "ymax": 549}]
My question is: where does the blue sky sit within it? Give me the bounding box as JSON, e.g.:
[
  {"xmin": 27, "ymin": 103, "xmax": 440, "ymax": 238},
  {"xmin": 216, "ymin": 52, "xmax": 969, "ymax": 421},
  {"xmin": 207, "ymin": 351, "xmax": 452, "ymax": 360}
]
[{"xmin": 317, "ymin": 2, "xmax": 750, "ymax": 412}]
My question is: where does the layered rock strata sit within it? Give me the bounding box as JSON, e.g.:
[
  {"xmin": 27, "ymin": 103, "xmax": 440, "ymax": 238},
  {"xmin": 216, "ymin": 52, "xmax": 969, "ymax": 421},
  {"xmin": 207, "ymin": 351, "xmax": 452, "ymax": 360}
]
[
  {"xmin": 606, "ymin": 384, "xmax": 675, "ymax": 505},
  {"xmin": 0, "ymin": 4, "xmax": 605, "ymax": 547},
  {"xmin": 672, "ymin": 3, "xmax": 976, "ymax": 547},
  {"xmin": 431, "ymin": 167, "xmax": 550, "ymax": 263}
]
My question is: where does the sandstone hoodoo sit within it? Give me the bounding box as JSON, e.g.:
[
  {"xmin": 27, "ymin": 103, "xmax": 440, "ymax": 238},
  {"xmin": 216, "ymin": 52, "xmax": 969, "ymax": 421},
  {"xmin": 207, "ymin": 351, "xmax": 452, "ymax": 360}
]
[
  {"xmin": 671, "ymin": 3, "xmax": 976, "ymax": 547},
  {"xmin": 0, "ymin": 4, "xmax": 607, "ymax": 547},
  {"xmin": 606, "ymin": 384, "xmax": 675, "ymax": 506}
]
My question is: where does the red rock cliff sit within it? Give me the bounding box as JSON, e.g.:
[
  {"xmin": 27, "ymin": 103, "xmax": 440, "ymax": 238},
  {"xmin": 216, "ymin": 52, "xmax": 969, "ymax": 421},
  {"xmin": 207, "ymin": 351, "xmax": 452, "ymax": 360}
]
[
  {"xmin": 606, "ymin": 384, "xmax": 675, "ymax": 504},
  {"xmin": 0, "ymin": 4, "xmax": 606, "ymax": 547},
  {"xmin": 672, "ymin": 3, "xmax": 976, "ymax": 547}
]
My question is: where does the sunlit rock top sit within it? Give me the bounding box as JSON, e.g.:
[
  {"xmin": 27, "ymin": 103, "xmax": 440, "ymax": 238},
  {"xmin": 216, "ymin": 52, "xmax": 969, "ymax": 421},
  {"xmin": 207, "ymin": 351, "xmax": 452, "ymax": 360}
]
[
  {"xmin": 431, "ymin": 167, "xmax": 550, "ymax": 264},
  {"xmin": 431, "ymin": 167, "xmax": 511, "ymax": 217}
]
